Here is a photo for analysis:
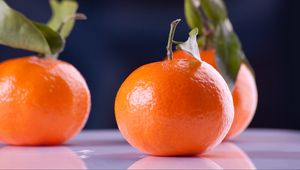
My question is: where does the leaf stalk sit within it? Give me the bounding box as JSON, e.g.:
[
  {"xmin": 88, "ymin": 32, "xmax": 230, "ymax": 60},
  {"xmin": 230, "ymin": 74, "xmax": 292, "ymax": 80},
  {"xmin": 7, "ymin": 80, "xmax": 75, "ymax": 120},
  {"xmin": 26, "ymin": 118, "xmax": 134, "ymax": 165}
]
[{"xmin": 166, "ymin": 19, "xmax": 181, "ymax": 60}]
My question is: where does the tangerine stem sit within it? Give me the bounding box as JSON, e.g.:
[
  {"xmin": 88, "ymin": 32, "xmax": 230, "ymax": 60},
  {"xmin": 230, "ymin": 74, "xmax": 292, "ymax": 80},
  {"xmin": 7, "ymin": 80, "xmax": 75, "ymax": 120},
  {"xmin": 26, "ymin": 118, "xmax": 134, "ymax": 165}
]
[
  {"xmin": 57, "ymin": 13, "xmax": 87, "ymax": 36},
  {"xmin": 190, "ymin": 0, "xmax": 214, "ymax": 50},
  {"xmin": 166, "ymin": 19, "xmax": 181, "ymax": 60},
  {"xmin": 198, "ymin": 6, "xmax": 214, "ymax": 50}
]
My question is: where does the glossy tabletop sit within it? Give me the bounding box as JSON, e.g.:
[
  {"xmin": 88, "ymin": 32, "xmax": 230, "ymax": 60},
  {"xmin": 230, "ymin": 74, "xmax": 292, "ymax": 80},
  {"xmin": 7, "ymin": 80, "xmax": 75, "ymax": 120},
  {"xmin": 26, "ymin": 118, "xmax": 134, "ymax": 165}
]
[{"xmin": 0, "ymin": 129, "xmax": 299, "ymax": 169}]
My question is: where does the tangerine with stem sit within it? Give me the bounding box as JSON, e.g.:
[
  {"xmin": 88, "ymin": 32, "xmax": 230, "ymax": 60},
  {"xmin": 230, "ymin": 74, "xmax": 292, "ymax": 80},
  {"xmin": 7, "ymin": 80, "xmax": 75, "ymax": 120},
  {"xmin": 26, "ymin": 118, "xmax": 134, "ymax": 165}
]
[{"xmin": 115, "ymin": 19, "xmax": 234, "ymax": 156}]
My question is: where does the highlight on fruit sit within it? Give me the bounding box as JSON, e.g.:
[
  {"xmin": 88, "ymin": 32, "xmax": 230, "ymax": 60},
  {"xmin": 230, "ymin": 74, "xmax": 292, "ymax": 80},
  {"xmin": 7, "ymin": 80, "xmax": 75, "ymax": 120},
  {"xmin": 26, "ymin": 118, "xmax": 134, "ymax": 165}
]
[
  {"xmin": 0, "ymin": 0, "xmax": 91, "ymax": 145},
  {"xmin": 115, "ymin": 19, "xmax": 234, "ymax": 156},
  {"xmin": 184, "ymin": 0, "xmax": 258, "ymax": 139}
]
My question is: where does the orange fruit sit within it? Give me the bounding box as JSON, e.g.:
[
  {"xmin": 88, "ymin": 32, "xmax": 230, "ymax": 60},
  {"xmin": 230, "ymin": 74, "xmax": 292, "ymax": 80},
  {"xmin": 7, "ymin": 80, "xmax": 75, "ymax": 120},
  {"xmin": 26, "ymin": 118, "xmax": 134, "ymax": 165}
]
[
  {"xmin": 115, "ymin": 52, "xmax": 234, "ymax": 156},
  {"xmin": 173, "ymin": 49, "xmax": 258, "ymax": 139},
  {"xmin": 0, "ymin": 56, "xmax": 91, "ymax": 146}
]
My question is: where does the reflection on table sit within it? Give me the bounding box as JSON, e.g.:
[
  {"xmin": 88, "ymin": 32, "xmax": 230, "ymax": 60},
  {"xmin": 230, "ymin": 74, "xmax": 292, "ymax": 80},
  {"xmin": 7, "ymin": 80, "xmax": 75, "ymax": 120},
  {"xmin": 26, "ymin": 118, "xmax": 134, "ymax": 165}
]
[
  {"xmin": 0, "ymin": 146, "xmax": 86, "ymax": 169},
  {"xmin": 0, "ymin": 130, "xmax": 299, "ymax": 169},
  {"xmin": 129, "ymin": 142, "xmax": 255, "ymax": 169}
]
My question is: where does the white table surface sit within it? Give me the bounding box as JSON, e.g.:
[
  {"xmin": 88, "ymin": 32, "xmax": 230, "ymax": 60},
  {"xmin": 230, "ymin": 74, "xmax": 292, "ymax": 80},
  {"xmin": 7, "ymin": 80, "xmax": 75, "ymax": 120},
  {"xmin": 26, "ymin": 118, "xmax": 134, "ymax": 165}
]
[{"xmin": 0, "ymin": 129, "xmax": 299, "ymax": 169}]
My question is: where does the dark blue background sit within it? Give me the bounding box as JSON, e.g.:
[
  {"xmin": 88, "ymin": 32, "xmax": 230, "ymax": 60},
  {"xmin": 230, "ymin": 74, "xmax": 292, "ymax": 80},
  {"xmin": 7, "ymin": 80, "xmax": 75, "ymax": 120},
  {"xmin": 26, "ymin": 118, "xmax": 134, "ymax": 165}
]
[{"xmin": 1, "ymin": 0, "xmax": 299, "ymax": 129}]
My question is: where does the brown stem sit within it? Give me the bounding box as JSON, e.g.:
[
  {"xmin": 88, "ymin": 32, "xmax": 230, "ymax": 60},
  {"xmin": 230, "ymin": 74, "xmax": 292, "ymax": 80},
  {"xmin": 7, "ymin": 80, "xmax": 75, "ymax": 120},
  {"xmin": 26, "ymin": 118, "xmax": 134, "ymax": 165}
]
[
  {"xmin": 191, "ymin": 0, "xmax": 214, "ymax": 50},
  {"xmin": 57, "ymin": 13, "xmax": 87, "ymax": 35}
]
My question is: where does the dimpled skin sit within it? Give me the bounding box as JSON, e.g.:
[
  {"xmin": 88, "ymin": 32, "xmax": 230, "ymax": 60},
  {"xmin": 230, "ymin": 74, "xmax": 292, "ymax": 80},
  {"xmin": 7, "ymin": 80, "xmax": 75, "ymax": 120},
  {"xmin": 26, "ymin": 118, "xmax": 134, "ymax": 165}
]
[
  {"xmin": 0, "ymin": 56, "xmax": 91, "ymax": 146},
  {"xmin": 115, "ymin": 58, "xmax": 234, "ymax": 156},
  {"xmin": 173, "ymin": 50, "xmax": 258, "ymax": 139}
]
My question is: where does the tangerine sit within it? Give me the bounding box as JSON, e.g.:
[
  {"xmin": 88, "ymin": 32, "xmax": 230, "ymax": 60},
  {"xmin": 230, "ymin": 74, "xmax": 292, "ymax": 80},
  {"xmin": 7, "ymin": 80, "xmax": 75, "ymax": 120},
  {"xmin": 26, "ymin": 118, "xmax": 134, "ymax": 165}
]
[
  {"xmin": 115, "ymin": 20, "xmax": 235, "ymax": 156},
  {"xmin": 0, "ymin": 56, "xmax": 91, "ymax": 145},
  {"xmin": 115, "ymin": 55, "xmax": 234, "ymax": 155}
]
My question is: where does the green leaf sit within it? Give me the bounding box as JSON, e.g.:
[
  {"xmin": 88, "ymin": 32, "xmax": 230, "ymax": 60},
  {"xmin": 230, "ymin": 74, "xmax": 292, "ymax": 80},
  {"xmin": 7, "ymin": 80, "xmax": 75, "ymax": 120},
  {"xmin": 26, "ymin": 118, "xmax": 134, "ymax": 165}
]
[
  {"xmin": 183, "ymin": 0, "xmax": 256, "ymax": 89},
  {"xmin": 214, "ymin": 20, "xmax": 242, "ymax": 90},
  {"xmin": 184, "ymin": 0, "xmax": 203, "ymax": 36},
  {"xmin": 178, "ymin": 28, "xmax": 201, "ymax": 61},
  {"xmin": 0, "ymin": 0, "xmax": 64, "ymax": 55},
  {"xmin": 47, "ymin": 0, "xmax": 78, "ymax": 39},
  {"xmin": 33, "ymin": 22, "xmax": 65, "ymax": 54},
  {"xmin": 200, "ymin": 0, "xmax": 227, "ymax": 25}
]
